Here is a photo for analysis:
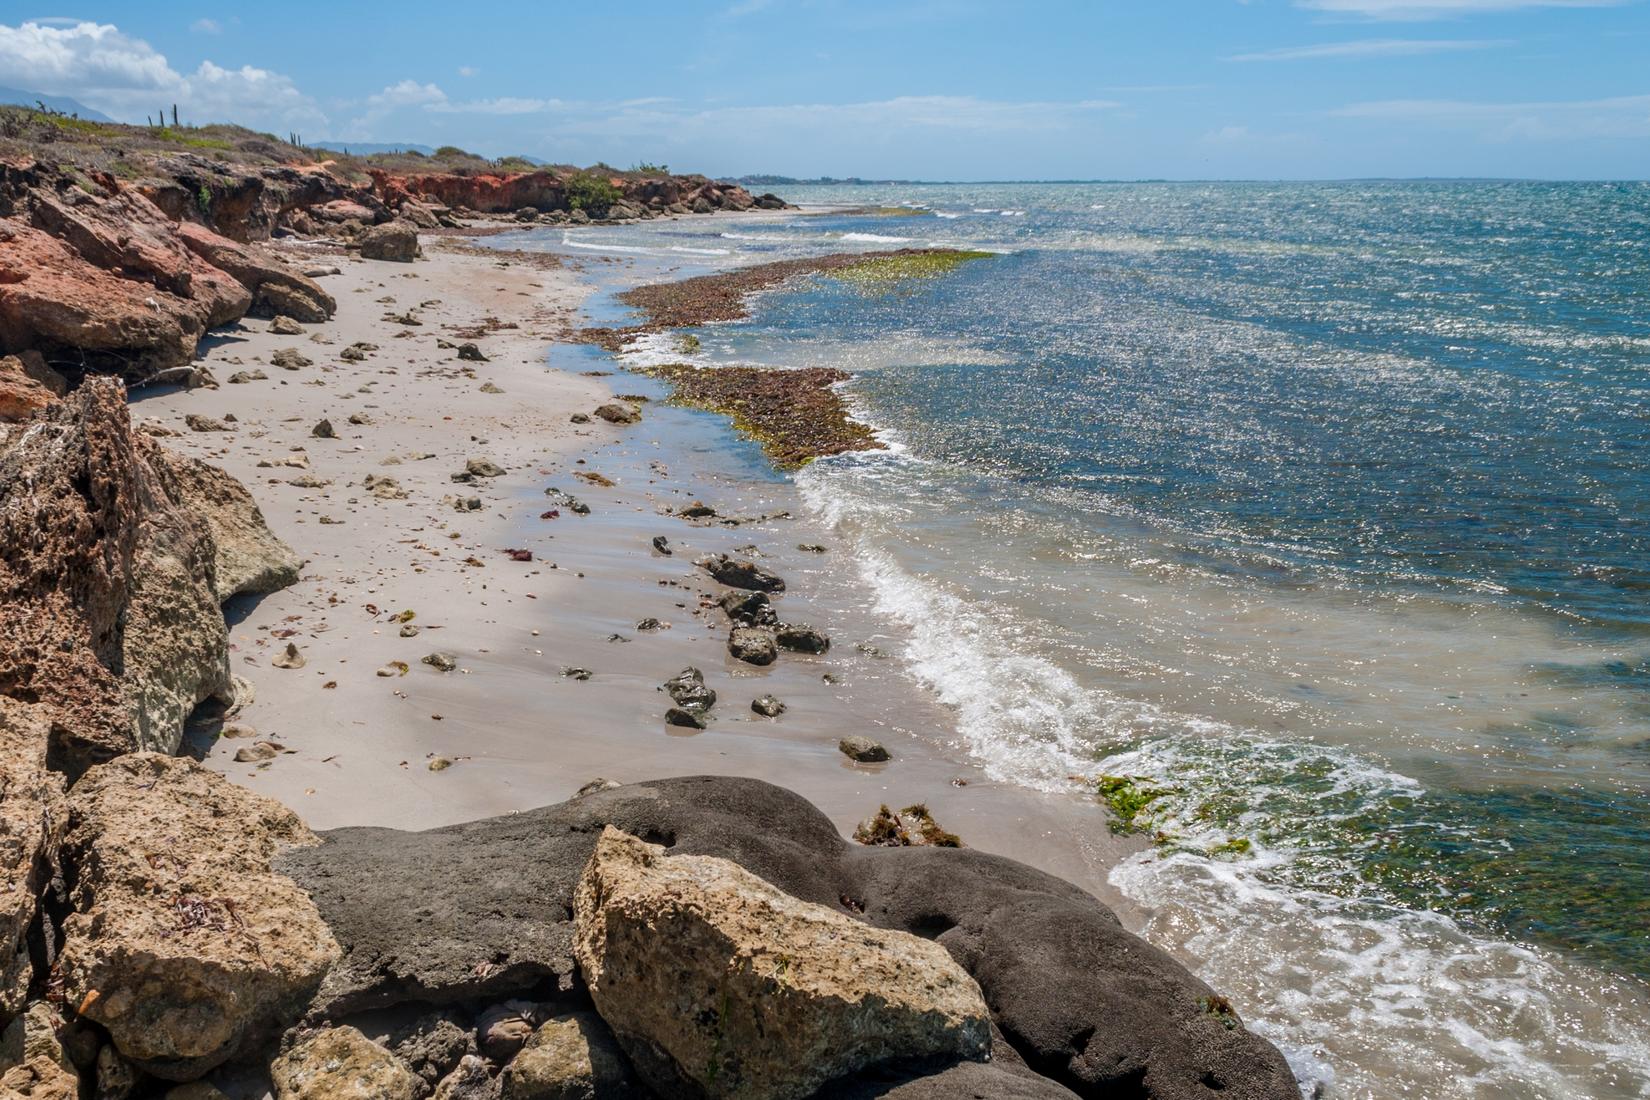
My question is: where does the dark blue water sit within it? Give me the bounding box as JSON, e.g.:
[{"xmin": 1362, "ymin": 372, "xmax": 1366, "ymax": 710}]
[{"xmin": 505, "ymin": 182, "xmax": 1650, "ymax": 1097}]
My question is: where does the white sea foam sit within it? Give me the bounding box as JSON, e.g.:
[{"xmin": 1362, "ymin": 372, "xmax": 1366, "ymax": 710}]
[
  {"xmin": 667, "ymin": 245, "xmax": 732, "ymax": 256},
  {"xmin": 558, "ymin": 237, "xmax": 658, "ymax": 255},
  {"xmin": 838, "ymin": 232, "xmax": 914, "ymax": 244}
]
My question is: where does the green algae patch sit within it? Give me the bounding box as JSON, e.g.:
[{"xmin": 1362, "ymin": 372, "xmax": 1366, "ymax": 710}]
[
  {"xmin": 640, "ymin": 363, "xmax": 884, "ymax": 470},
  {"xmin": 1096, "ymin": 774, "xmax": 1176, "ymax": 835},
  {"xmin": 830, "ymin": 249, "xmax": 995, "ymax": 288}
]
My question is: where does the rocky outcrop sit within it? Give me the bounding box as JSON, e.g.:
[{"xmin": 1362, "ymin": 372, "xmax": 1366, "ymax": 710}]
[
  {"xmin": 499, "ymin": 1011, "xmax": 641, "ymax": 1099},
  {"xmin": 0, "ymin": 379, "xmax": 299, "ymax": 769},
  {"xmin": 175, "ymin": 223, "xmax": 336, "ymax": 323},
  {"xmin": 57, "ymin": 754, "xmax": 339, "ymax": 1081},
  {"xmin": 368, "ymin": 168, "xmax": 758, "ymax": 218},
  {"xmin": 0, "ymin": 353, "xmax": 64, "ymax": 423},
  {"xmin": 0, "ymin": 701, "xmax": 65, "ymax": 1028},
  {"xmin": 575, "ymin": 826, "xmax": 990, "ymax": 1098},
  {"xmin": 0, "ymin": 1001, "xmax": 80, "ymax": 1098},
  {"xmin": 279, "ymin": 776, "xmax": 1298, "ymax": 1100},
  {"xmin": 271, "ymin": 1027, "xmax": 421, "ymax": 1100}
]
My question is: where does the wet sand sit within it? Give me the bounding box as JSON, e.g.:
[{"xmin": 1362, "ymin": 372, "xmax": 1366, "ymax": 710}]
[{"xmin": 133, "ymin": 230, "xmax": 1143, "ymax": 914}]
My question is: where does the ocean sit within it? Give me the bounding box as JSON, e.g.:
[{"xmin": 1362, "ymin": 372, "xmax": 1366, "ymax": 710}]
[{"xmin": 512, "ymin": 181, "xmax": 1650, "ymax": 1098}]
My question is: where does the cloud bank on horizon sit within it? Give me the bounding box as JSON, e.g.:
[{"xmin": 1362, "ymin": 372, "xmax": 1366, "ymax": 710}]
[{"xmin": 0, "ymin": 1, "xmax": 1643, "ymax": 179}]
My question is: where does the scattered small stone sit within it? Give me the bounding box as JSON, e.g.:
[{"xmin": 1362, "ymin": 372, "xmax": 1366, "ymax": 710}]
[
  {"xmin": 635, "ymin": 618, "xmax": 663, "ymax": 632},
  {"xmin": 184, "ymin": 413, "xmax": 230, "ymax": 432},
  {"xmin": 377, "ymin": 661, "xmax": 410, "ymax": 678},
  {"xmin": 651, "ymin": 535, "xmax": 672, "ymax": 555},
  {"xmin": 563, "ymin": 667, "xmax": 593, "ymax": 681},
  {"xmin": 678, "ymin": 501, "xmax": 717, "ymax": 519},
  {"xmin": 728, "ymin": 626, "xmax": 778, "ymax": 666},
  {"xmin": 798, "ymin": 543, "xmax": 829, "ymax": 553},
  {"xmin": 227, "ymin": 369, "xmax": 268, "ymax": 384},
  {"xmin": 428, "ymin": 756, "xmax": 453, "ymax": 772},
  {"xmin": 340, "ymin": 345, "xmax": 367, "ymax": 362},
  {"xmin": 269, "ymin": 315, "xmax": 306, "ymax": 335},
  {"xmin": 348, "ymin": 412, "xmax": 372, "ymax": 425},
  {"xmin": 479, "ymin": 381, "xmax": 504, "ymax": 394},
  {"xmin": 399, "ymin": 624, "xmax": 420, "ymax": 638},
  {"xmin": 504, "ymin": 548, "xmax": 533, "ymax": 562},
  {"xmin": 544, "ymin": 488, "xmax": 590, "ymax": 515},
  {"xmin": 577, "ymin": 778, "xmax": 621, "ymax": 797},
  {"xmin": 777, "ymin": 625, "xmax": 831, "ymax": 654},
  {"xmin": 271, "ymin": 347, "xmax": 312, "ymax": 370},
  {"xmin": 665, "ymin": 708, "xmax": 707, "ymax": 730},
  {"xmin": 466, "ymin": 457, "xmax": 506, "ymax": 478},
  {"xmin": 457, "ymin": 343, "xmax": 488, "ymax": 362},
  {"xmin": 422, "ymin": 653, "xmax": 457, "ymax": 672},
  {"xmin": 662, "ymin": 667, "xmax": 716, "ymax": 714},
  {"xmin": 364, "ymin": 474, "xmax": 407, "ymax": 499},
  {"xmin": 752, "ymin": 695, "xmax": 787, "ymax": 718},
  {"xmin": 720, "ymin": 590, "xmax": 778, "ymax": 626},
  {"xmin": 271, "ymin": 642, "xmax": 305, "ymax": 669},
  {"xmin": 312, "ymin": 419, "xmax": 336, "ymax": 439},
  {"xmin": 839, "ymin": 736, "xmax": 891, "ymax": 763},
  {"xmin": 233, "ymin": 742, "xmax": 278, "ymax": 763},
  {"xmin": 593, "ymin": 403, "xmax": 640, "ymax": 425},
  {"xmin": 857, "ymin": 641, "xmax": 890, "ymax": 658},
  {"xmin": 570, "ymin": 413, "xmax": 591, "ymax": 424},
  {"xmin": 287, "ymin": 474, "xmax": 331, "ymax": 489},
  {"xmin": 699, "ymin": 554, "xmax": 785, "ymax": 592}
]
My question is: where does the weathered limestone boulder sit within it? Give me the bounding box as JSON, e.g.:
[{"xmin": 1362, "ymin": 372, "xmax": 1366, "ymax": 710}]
[
  {"xmin": 698, "ymin": 554, "xmax": 785, "ymax": 592},
  {"xmin": 153, "ymin": 448, "xmax": 302, "ymax": 598},
  {"xmin": 727, "ymin": 625, "xmax": 777, "ymax": 666},
  {"xmin": 0, "ymin": 380, "xmax": 299, "ymax": 769},
  {"xmin": 176, "ymin": 222, "xmax": 336, "ymax": 323},
  {"xmin": 573, "ymin": 826, "xmax": 990, "ymax": 1099},
  {"xmin": 435, "ymin": 1055, "xmax": 500, "ymax": 1100},
  {"xmin": 499, "ymin": 1011, "xmax": 640, "ymax": 1099},
  {"xmin": 358, "ymin": 222, "xmax": 420, "ymax": 262},
  {"xmin": 58, "ymin": 754, "xmax": 339, "ymax": 1080},
  {"xmin": 0, "ymin": 1002, "xmax": 79, "ymax": 1098},
  {"xmin": 279, "ymin": 777, "xmax": 1297, "ymax": 1100},
  {"xmin": 776, "ymin": 624, "xmax": 830, "ymax": 654},
  {"xmin": 0, "ymin": 701, "xmax": 66, "ymax": 1026},
  {"xmin": 271, "ymin": 1027, "xmax": 421, "ymax": 1100}
]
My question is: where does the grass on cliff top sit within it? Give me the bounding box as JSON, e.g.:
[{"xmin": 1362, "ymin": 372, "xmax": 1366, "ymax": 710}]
[{"xmin": 830, "ymin": 249, "xmax": 995, "ymax": 287}]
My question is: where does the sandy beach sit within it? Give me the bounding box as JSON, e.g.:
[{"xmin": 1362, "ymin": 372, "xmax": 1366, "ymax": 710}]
[{"xmin": 133, "ymin": 228, "xmax": 1142, "ymax": 914}]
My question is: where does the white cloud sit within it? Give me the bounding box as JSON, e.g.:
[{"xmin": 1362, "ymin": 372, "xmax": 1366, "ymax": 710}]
[
  {"xmin": 1298, "ymin": 0, "xmax": 1621, "ymax": 18},
  {"xmin": 1331, "ymin": 92, "xmax": 1650, "ymax": 138},
  {"xmin": 457, "ymin": 65, "xmax": 478, "ymax": 77},
  {"xmin": 0, "ymin": 20, "xmax": 324, "ymax": 131},
  {"xmin": 1229, "ymin": 37, "xmax": 1505, "ymax": 60},
  {"xmin": 190, "ymin": 18, "xmax": 221, "ymax": 34},
  {"xmin": 341, "ymin": 78, "xmax": 447, "ymax": 136}
]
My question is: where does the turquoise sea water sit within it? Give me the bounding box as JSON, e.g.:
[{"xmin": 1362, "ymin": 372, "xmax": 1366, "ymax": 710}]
[{"xmin": 509, "ymin": 181, "xmax": 1650, "ymax": 1097}]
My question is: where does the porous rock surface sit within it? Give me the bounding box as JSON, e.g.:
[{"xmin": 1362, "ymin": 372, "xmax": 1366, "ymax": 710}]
[
  {"xmin": 0, "ymin": 700, "xmax": 66, "ymax": 1026},
  {"xmin": 279, "ymin": 776, "xmax": 1298, "ymax": 1100},
  {"xmin": 575, "ymin": 826, "xmax": 990, "ymax": 1099},
  {"xmin": 0, "ymin": 380, "xmax": 299, "ymax": 770},
  {"xmin": 57, "ymin": 753, "xmax": 339, "ymax": 1081},
  {"xmin": 270, "ymin": 1026, "xmax": 421, "ymax": 1100}
]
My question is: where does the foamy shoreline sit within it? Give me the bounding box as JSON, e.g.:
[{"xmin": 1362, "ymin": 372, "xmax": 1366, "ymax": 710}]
[{"xmin": 136, "ymin": 226, "xmax": 1144, "ymax": 916}]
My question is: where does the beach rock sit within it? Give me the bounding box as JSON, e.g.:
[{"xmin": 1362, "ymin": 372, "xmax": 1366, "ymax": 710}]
[
  {"xmin": 185, "ymin": 413, "xmax": 231, "ymax": 432},
  {"xmin": 457, "ymin": 343, "xmax": 488, "ymax": 362},
  {"xmin": 719, "ymin": 589, "xmax": 778, "ymax": 626},
  {"xmin": 699, "ymin": 554, "xmax": 786, "ymax": 592},
  {"xmin": 573, "ymin": 827, "xmax": 991, "ymax": 1098},
  {"xmin": 377, "ymin": 1010, "xmax": 475, "ymax": 1085},
  {"xmin": 0, "ymin": 354, "xmax": 57, "ymax": 422},
  {"xmin": 661, "ymin": 667, "xmax": 716, "ymax": 714},
  {"xmin": 0, "ymin": 380, "xmax": 293, "ymax": 771},
  {"xmin": 0, "ymin": 701, "xmax": 66, "ymax": 1026},
  {"xmin": 271, "ymin": 1027, "xmax": 421, "ymax": 1100},
  {"xmin": 650, "ymin": 535, "xmax": 672, "ymax": 555},
  {"xmin": 751, "ymin": 694, "xmax": 786, "ymax": 718},
  {"xmin": 269, "ymin": 315, "xmax": 306, "ymax": 335},
  {"xmin": 466, "ymin": 457, "xmax": 506, "ymax": 478},
  {"xmin": 635, "ymin": 618, "xmax": 662, "ymax": 632},
  {"xmin": 95, "ymin": 1044, "xmax": 138, "ymax": 1099},
  {"xmin": 359, "ymin": 222, "xmax": 421, "ymax": 263},
  {"xmin": 839, "ymin": 736, "xmax": 891, "ymax": 763},
  {"xmin": 271, "ymin": 347, "xmax": 312, "ymax": 370},
  {"xmin": 279, "ymin": 776, "xmax": 1296, "ymax": 1099},
  {"xmin": 728, "ymin": 625, "xmax": 778, "ymax": 666},
  {"xmin": 664, "ymin": 707, "xmax": 707, "ymax": 730},
  {"xmin": 273, "ymin": 642, "xmax": 306, "ymax": 669},
  {"xmin": 423, "ymin": 652, "xmax": 458, "ymax": 672},
  {"xmin": 432, "ymin": 1055, "xmax": 495, "ymax": 1100},
  {"xmin": 678, "ymin": 501, "xmax": 717, "ymax": 519},
  {"xmin": 226, "ymin": 369, "xmax": 266, "ymax": 383},
  {"xmin": 153, "ymin": 448, "xmax": 302, "ymax": 598},
  {"xmin": 57, "ymin": 754, "xmax": 339, "ymax": 1080},
  {"xmin": 312, "ymin": 419, "xmax": 336, "ymax": 439},
  {"xmin": 777, "ymin": 624, "xmax": 831, "ymax": 654},
  {"xmin": 233, "ymin": 741, "xmax": 278, "ymax": 762},
  {"xmin": 592, "ymin": 403, "xmax": 640, "ymax": 425},
  {"xmin": 434, "ymin": 1055, "xmax": 500, "ymax": 1100},
  {"xmin": 176, "ymin": 222, "xmax": 336, "ymax": 322},
  {"xmin": 569, "ymin": 413, "xmax": 590, "ymax": 424},
  {"xmin": 499, "ymin": 1011, "xmax": 641, "ymax": 1100},
  {"xmin": 0, "ymin": 1002, "xmax": 79, "ymax": 1099}
]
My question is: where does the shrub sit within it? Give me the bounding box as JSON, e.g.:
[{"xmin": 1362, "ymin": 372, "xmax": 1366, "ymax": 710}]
[
  {"xmin": 434, "ymin": 145, "xmax": 470, "ymax": 158},
  {"xmin": 564, "ymin": 171, "xmax": 622, "ymax": 215}
]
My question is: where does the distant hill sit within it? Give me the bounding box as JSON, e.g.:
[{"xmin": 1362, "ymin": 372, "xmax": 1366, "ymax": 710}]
[
  {"xmin": 311, "ymin": 140, "xmax": 438, "ymax": 157},
  {"xmin": 0, "ymin": 86, "xmax": 113, "ymax": 122}
]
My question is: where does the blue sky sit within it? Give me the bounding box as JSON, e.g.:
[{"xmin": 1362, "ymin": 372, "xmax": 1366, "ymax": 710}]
[{"xmin": 1, "ymin": 1, "xmax": 1645, "ymax": 178}]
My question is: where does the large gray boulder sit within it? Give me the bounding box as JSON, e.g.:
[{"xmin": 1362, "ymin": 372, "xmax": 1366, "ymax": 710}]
[
  {"xmin": 278, "ymin": 777, "xmax": 1297, "ymax": 1100},
  {"xmin": 358, "ymin": 222, "xmax": 420, "ymax": 263}
]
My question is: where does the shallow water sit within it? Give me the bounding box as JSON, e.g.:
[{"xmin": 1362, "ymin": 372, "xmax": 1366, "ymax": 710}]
[{"xmin": 497, "ymin": 182, "xmax": 1650, "ymax": 1098}]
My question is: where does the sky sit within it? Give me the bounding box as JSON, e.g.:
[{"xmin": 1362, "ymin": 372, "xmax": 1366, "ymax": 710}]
[{"xmin": 0, "ymin": 1, "xmax": 1645, "ymax": 179}]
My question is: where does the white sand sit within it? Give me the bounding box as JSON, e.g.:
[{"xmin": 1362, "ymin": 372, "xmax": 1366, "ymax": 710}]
[{"xmin": 135, "ymin": 232, "xmax": 1141, "ymax": 912}]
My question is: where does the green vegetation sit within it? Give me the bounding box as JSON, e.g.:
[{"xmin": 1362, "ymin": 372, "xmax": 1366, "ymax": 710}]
[
  {"xmin": 633, "ymin": 161, "xmax": 670, "ymax": 176},
  {"xmin": 565, "ymin": 171, "xmax": 623, "ymax": 214},
  {"xmin": 434, "ymin": 145, "xmax": 471, "ymax": 158},
  {"xmin": 830, "ymin": 249, "xmax": 994, "ymax": 288},
  {"xmin": 675, "ymin": 333, "xmax": 702, "ymax": 354},
  {"xmin": 1095, "ymin": 775, "xmax": 1176, "ymax": 835},
  {"xmin": 154, "ymin": 127, "xmax": 231, "ymax": 150},
  {"xmin": 495, "ymin": 155, "xmax": 538, "ymax": 172},
  {"xmin": 195, "ymin": 185, "xmax": 212, "ymax": 216},
  {"xmin": 1210, "ymin": 836, "xmax": 1252, "ymax": 858}
]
